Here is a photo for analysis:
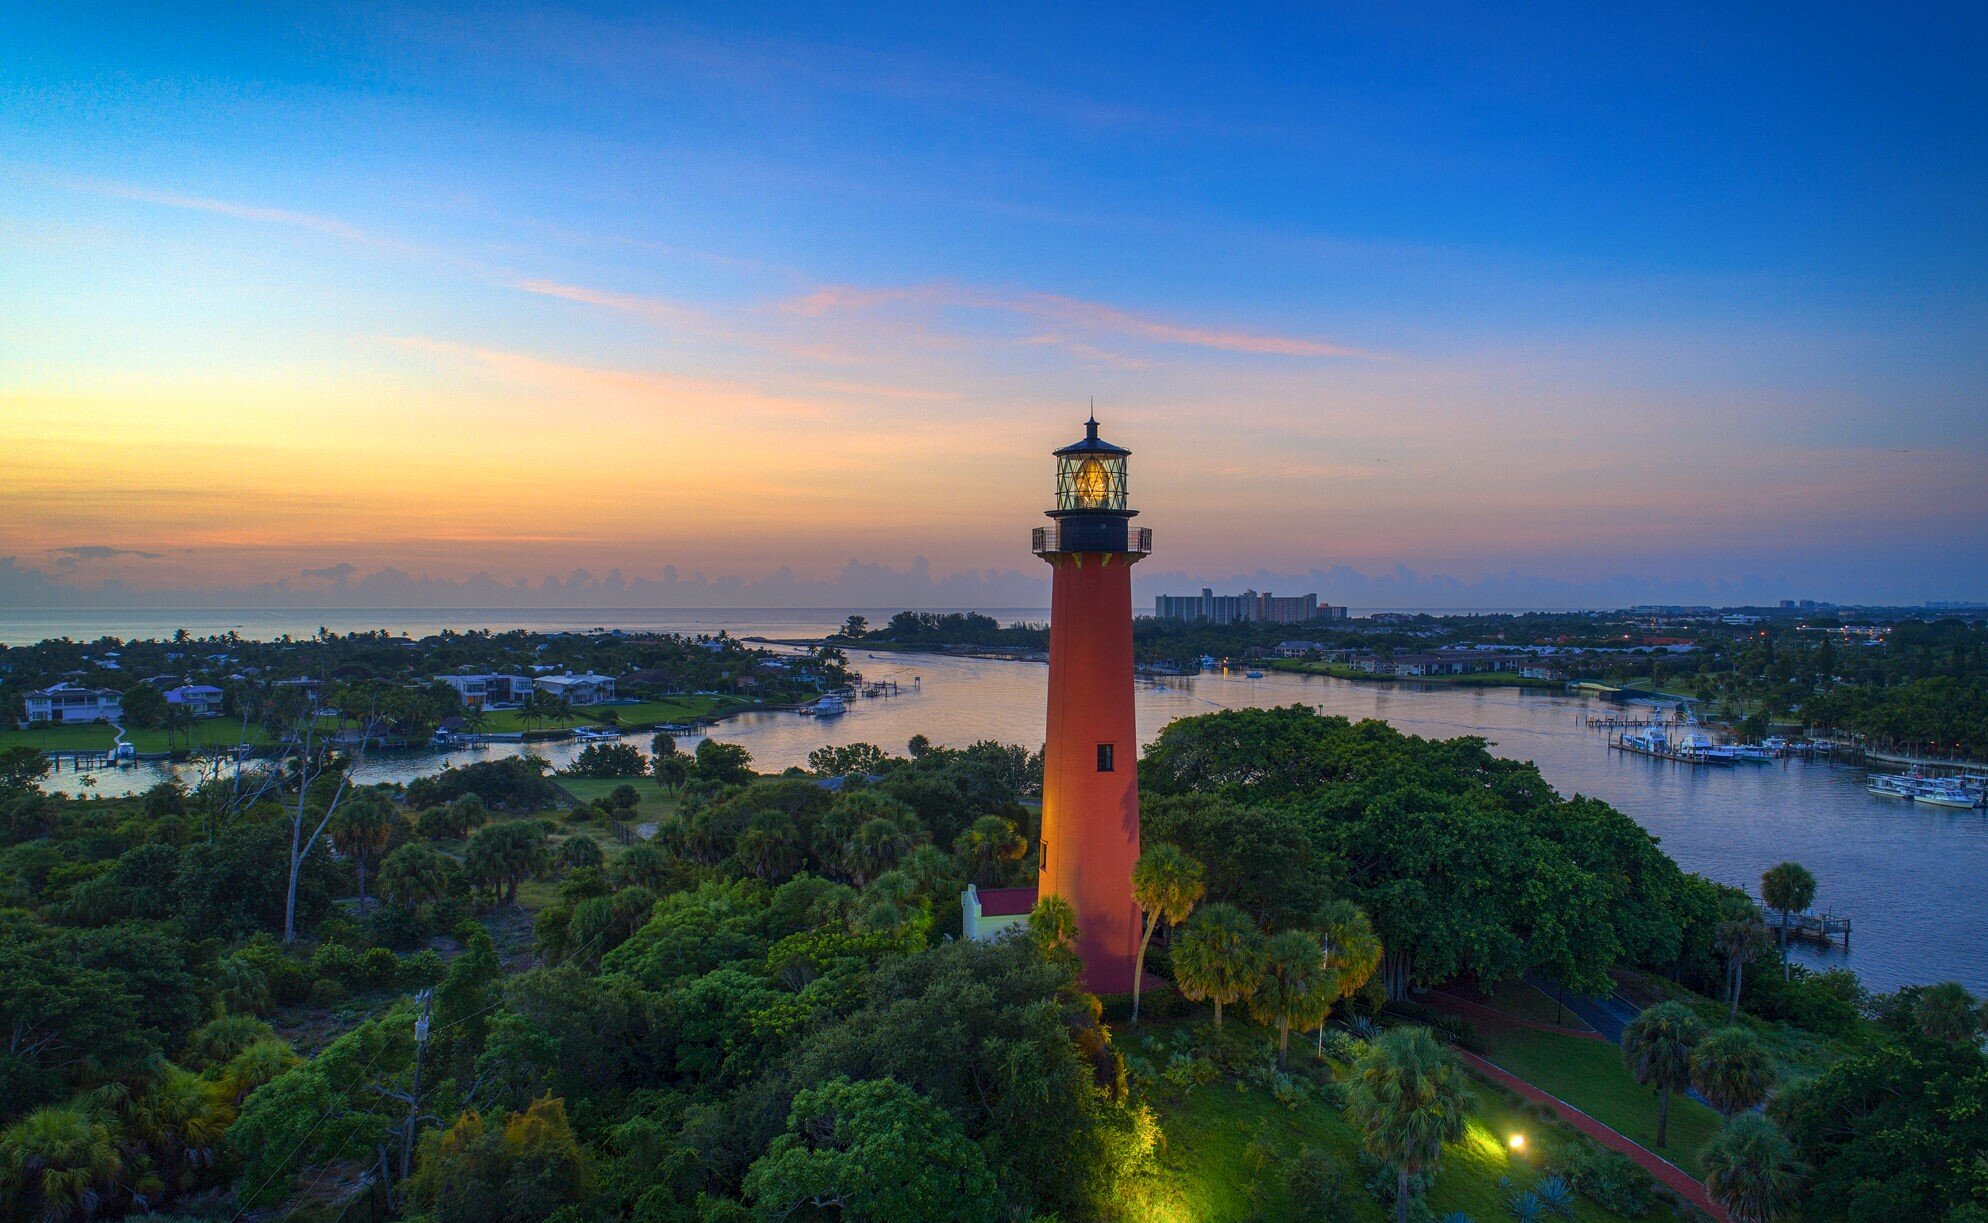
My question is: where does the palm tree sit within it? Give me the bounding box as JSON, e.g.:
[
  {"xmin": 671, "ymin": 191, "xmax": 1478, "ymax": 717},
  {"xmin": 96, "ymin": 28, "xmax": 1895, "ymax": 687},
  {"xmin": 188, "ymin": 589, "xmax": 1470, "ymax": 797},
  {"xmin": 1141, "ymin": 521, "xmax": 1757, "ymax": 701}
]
[
  {"xmin": 1702, "ymin": 1115, "xmax": 1806, "ymax": 1223},
  {"xmin": 461, "ymin": 704, "xmax": 490, "ymax": 736},
  {"xmin": 1130, "ymin": 843, "xmax": 1205, "ymax": 1023},
  {"xmin": 329, "ymin": 791, "xmax": 398, "ymax": 911},
  {"xmin": 1250, "ymin": 928, "xmax": 1337, "ymax": 1065},
  {"xmin": 1760, "ymin": 862, "xmax": 1816, "ymax": 980},
  {"xmin": 0, "ymin": 1103, "xmax": 124, "ymax": 1220},
  {"xmin": 1028, "ymin": 894, "xmax": 1078, "ymax": 951},
  {"xmin": 1620, "ymin": 1000, "xmax": 1706, "ymax": 1148},
  {"xmin": 843, "ymin": 817, "xmax": 913, "ymax": 886},
  {"xmin": 1345, "ymin": 1026, "xmax": 1469, "ymax": 1223},
  {"xmin": 1715, "ymin": 910, "xmax": 1769, "ymax": 1022},
  {"xmin": 736, "ymin": 821, "xmax": 804, "ymax": 882},
  {"xmin": 1690, "ymin": 1026, "xmax": 1773, "ymax": 1118},
  {"xmin": 955, "ymin": 814, "xmax": 1028, "ymax": 886},
  {"xmin": 446, "ymin": 792, "xmax": 490, "ymax": 837},
  {"xmin": 517, "ymin": 691, "xmax": 545, "ymax": 734},
  {"xmin": 121, "ymin": 1065, "xmax": 234, "ymax": 1191},
  {"xmin": 1171, "ymin": 902, "xmax": 1267, "ymax": 1029},
  {"xmin": 1315, "ymin": 898, "xmax": 1384, "ymax": 1049},
  {"xmin": 1911, "ymin": 980, "xmax": 1986, "ymax": 1042}
]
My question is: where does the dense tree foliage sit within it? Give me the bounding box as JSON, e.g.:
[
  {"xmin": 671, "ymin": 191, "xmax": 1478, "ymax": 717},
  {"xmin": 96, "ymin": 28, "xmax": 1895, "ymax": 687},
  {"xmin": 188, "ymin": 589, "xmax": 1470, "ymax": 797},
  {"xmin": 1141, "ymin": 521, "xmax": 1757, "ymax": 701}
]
[{"xmin": 1142, "ymin": 706, "xmax": 1697, "ymax": 997}]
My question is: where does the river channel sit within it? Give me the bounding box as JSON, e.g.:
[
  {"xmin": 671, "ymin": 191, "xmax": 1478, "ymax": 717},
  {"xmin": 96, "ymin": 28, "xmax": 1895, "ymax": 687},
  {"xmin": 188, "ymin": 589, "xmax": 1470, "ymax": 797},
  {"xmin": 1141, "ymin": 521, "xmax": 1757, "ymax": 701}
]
[{"xmin": 49, "ymin": 648, "xmax": 1988, "ymax": 994}]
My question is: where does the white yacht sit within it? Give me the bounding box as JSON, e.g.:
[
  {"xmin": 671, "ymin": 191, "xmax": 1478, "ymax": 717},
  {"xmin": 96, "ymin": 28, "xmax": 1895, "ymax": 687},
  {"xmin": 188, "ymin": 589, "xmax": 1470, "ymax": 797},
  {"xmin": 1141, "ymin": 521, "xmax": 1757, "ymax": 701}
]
[
  {"xmin": 1915, "ymin": 781, "xmax": 1981, "ymax": 809},
  {"xmin": 811, "ymin": 693, "xmax": 848, "ymax": 718}
]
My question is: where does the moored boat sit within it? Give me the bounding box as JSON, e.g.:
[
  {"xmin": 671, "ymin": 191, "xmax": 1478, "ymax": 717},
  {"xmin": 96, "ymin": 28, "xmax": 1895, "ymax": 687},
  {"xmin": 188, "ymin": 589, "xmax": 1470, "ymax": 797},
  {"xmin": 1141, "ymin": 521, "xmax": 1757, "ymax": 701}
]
[{"xmin": 1914, "ymin": 781, "xmax": 1981, "ymax": 809}]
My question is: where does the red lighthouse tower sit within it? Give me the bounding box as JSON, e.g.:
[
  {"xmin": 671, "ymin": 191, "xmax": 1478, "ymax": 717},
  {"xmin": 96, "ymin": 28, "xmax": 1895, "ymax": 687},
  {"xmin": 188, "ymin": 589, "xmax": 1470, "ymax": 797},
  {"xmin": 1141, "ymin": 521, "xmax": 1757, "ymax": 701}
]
[{"xmin": 1033, "ymin": 415, "xmax": 1150, "ymax": 995}]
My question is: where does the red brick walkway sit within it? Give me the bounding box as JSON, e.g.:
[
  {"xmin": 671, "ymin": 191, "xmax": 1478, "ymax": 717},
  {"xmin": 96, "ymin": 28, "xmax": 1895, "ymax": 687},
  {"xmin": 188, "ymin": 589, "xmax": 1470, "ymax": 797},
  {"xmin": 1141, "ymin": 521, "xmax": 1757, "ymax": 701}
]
[{"xmin": 1458, "ymin": 1049, "xmax": 1730, "ymax": 1222}]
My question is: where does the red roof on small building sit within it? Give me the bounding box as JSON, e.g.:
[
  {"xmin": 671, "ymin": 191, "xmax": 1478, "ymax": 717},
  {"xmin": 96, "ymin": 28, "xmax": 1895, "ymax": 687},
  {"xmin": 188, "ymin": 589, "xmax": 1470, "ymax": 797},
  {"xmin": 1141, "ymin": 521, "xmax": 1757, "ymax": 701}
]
[{"xmin": 975, "ymin": 886, "xmax": 1039, "ymax": 918}]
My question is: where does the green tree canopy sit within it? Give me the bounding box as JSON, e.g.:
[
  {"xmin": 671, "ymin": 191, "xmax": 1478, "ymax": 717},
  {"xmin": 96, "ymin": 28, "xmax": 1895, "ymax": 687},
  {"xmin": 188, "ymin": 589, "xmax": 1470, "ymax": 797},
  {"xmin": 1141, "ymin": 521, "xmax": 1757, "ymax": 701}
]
[{"xmin": 742, "ymin": 1076, "xmax": 998, "ymax": 1223}]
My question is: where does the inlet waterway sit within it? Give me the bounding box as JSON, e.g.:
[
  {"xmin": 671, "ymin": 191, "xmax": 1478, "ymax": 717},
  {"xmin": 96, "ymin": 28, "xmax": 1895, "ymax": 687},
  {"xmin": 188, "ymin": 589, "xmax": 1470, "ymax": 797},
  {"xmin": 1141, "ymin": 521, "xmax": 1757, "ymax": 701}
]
[{"xmin": 46, "ymin": 645, "xmax": 1988, "ymax": 995}]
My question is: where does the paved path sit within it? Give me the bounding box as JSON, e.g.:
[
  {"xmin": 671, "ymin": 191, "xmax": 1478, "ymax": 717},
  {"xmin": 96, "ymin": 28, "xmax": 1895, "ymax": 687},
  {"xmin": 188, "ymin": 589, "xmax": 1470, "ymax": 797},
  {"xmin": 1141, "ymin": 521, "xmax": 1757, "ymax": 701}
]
[{"xmin": 1458, "ymin": 1049, "xmax": 1729, "ymax": 1223}]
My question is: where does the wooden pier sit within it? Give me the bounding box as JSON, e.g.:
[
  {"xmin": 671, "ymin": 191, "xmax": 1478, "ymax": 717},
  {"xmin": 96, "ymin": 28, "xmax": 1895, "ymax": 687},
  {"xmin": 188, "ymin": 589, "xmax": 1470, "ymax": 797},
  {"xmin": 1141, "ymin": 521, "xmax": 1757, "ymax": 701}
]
[
  {"xmin": 1755, "ymin": 904, "xmax": 1852, "ymax": 949},
  {"xmin": 1584, "ymin": 714, "xmax": 1681, "ymax": 728},
  {"xmin": 45, "ymin": 749, "xmax": 126, "ymax": 771}
]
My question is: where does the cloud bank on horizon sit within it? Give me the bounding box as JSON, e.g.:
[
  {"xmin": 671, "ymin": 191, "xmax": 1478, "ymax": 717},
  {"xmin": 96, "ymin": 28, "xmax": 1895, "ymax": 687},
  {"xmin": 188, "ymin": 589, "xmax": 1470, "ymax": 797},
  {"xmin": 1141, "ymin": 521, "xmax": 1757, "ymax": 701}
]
[{"xmin": 1, "ymin": 5, "xmax": 1984, "ymax": 607}]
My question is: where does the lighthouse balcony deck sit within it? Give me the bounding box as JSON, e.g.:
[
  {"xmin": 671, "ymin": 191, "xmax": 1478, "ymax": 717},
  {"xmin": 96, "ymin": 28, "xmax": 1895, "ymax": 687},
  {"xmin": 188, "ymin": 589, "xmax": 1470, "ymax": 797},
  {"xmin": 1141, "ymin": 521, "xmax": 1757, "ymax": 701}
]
[{"xmin": 1032, "ymin": 524, "xmax": 1153, "ymax": 555}]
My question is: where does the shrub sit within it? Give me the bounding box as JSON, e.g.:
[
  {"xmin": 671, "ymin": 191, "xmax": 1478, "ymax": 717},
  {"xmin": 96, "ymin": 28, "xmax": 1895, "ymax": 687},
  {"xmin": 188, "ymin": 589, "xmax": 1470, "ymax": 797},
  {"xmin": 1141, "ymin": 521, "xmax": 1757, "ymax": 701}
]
[
  {"xmin": 357, "ymin": 947, "xmax": 400, "ymax": 989},
  {"xmin": 368, "ymin": 902, "xmax": 426, "ymax": 950},
  {"xmin": 398, "ymin": 949, "xmax": 446, "ymax": 990},
  {"xmin": 1564, "ymin": 1148, "xmax": 1655, "ymax": 1217},
  {"xmin": 1280, "ymin": 1147, "xmax": 1351, "ymax": 1222},
  {"xmin": 307, "ymin": 977, "xmax": 347, "ymax": 1008},
  {"xmin": 557, "ymin": 837, "xmax": 605, "ymax": 870},
  {"xmin": 309, "ymin": 941, "xmax": 361, "ymax": 985},
  {"xmin": 1534, "ymin": 1173, "xmax": 1575, "ymax": 1217}
]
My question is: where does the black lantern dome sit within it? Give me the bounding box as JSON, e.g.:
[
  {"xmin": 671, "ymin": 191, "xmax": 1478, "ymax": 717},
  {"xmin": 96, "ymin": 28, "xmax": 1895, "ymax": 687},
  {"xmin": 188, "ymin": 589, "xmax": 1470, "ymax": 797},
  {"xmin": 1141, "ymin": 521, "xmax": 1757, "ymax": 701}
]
[{"xmin": 1033, "ymin": 415, "xmax": 1153, "ymax": 557}]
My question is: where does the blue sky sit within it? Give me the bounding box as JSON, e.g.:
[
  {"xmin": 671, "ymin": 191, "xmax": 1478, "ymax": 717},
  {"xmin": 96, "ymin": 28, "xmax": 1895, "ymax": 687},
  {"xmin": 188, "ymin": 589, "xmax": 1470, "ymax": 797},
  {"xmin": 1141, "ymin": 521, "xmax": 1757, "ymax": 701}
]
[{"xmin": 2, "ymin": 2, "xmax": 1984, "ymax": 607}]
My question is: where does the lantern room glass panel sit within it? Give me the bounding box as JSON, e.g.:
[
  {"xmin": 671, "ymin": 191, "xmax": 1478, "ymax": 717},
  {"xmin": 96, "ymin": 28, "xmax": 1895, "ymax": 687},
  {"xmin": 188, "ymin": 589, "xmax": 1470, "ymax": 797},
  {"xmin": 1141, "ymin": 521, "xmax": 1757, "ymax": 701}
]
[{"xmin": 1055, "ymin": 453, "xmax": 1128, "ymax": 512}]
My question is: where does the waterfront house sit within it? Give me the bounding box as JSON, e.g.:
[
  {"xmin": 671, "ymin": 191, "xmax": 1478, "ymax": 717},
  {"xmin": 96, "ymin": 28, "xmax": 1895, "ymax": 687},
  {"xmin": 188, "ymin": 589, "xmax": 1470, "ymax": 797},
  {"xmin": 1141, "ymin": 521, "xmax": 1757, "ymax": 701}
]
[
  {"xmin": 619, "ymin": 667, "xmax": 680, "ymax": 692},
  {"xmin": 435, "ymin": 673, "xmax": 535, "ymax": 708},
  {"xmin": 533, "ymin": 672, "xmax": 617, "ymax": 705},
  {"xmin": 164, "ymin": 684, "xmax": 226, "ymax": 718},
  {"xmin": 22, "ymin": 682, "xmax": 125, "ymax": 726}
]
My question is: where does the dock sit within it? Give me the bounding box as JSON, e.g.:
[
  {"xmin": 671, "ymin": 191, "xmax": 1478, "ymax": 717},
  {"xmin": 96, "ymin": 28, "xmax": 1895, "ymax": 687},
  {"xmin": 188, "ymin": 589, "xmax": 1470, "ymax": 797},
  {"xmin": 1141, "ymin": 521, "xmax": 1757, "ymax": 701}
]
[
  {"xmin": 45, "ymin": 748, "xmax": 126, "ymax": 771},
  {"xmin": 1754, "ymin": 903, "xmax": 1852, "ymax": 948}
]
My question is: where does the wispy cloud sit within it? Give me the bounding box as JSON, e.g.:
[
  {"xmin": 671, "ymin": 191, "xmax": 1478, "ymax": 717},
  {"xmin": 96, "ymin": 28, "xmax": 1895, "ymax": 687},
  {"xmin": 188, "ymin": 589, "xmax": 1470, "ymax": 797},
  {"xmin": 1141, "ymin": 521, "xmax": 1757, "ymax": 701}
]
[
  {"xmin": 786, "ymin": 282, "xmax": 1384, "ymax": 359},
  {"xmin": 50, "ymin": 545, "xmax": 162, "ymax": 561},
  {"xmin": 511, "ymin": 278, "xmax": 702, "ymax": 325}
]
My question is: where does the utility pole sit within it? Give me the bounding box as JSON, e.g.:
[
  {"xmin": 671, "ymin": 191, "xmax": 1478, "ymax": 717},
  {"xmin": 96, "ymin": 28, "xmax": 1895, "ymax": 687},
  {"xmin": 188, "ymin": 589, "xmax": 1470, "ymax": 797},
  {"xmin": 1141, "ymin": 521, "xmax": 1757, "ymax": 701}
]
[{"xmin": 401, "ymin": 988, "xmax": 434, "ymax": 1182}]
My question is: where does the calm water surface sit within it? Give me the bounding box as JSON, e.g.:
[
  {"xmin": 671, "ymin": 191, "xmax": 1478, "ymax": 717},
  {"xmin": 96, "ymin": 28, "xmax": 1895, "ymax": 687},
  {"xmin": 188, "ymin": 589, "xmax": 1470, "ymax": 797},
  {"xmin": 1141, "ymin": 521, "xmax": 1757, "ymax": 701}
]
[{"xmin": 48, "ymin": 651, "xmax": 1987, "ymax": 994}]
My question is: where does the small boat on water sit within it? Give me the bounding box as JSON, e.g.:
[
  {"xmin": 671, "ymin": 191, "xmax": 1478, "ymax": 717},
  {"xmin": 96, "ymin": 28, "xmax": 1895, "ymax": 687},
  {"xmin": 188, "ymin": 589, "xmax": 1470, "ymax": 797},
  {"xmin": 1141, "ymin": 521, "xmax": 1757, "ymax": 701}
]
[
  {"xmin": 1730, "ymin": 743, "xmax": 1777, "ymax": 763},
  {"xmin": 571, "ymin": 726, "xmax": 623, "ymax": 743},
  {"xmin": 810, "ymin": 694, "xmax": 848, "ymax": 718},
  {"xmin": 1244, "ymin": 669, "xmax": 1264, "ymax": 679},
  {"xmin": 1867, "ymin": 774, "xmax": 1917, "ymax": 798},
  {"xmin": 1914, "ymin": 781, "xmax": 1981, "ymax": 809}
]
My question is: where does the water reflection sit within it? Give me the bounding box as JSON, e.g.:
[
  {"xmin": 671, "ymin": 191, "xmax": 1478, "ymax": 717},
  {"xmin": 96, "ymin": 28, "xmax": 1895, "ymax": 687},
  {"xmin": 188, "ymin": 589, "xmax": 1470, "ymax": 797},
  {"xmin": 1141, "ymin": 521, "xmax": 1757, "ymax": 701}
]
[{"xmin": 48, "ymin": 653, "xmax": 1987, "ymax": 993}]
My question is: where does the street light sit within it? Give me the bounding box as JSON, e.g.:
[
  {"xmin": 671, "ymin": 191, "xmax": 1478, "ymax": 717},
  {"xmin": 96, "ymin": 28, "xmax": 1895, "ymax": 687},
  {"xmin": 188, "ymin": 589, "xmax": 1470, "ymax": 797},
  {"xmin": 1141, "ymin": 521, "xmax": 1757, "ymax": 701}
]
[{"xmin": 1508, "ymin": 1133, "xmax": 1526, "ymax": 1151}]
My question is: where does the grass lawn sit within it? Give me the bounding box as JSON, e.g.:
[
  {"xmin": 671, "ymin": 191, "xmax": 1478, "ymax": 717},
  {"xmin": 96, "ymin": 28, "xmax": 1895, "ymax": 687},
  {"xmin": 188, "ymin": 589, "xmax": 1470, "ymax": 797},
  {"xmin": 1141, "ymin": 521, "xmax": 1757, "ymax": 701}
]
[
  {"xmin": 0, "ymin": 717, "xmax": 334, "ymax": 754},
  {"xmin": 588, "ymin": 694, "xmax": 745, "ymax": 728},
  {"xmin": 1119, "ymin": 1021, "xmax": 1687, "ymax": 1222},
  {"xmin": 0, "ymin": 723, "xmax": 126, "ymax": 751},
  {"xmin": 472, "ymin": 709, "xmax": 591, "ymax": 735},
  {"xmin": 1477, "ymin": 1023, "xmax": 1722, "ymax": 1177},
  {"xmin": 554, "ymin": 777, "xmax": 681, "ymax": 827}
]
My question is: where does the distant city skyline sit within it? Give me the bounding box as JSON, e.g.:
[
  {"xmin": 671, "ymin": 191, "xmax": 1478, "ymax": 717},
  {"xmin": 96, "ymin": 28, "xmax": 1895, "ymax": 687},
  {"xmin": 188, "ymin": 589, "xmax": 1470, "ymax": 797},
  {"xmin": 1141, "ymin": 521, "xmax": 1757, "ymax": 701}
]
[{"xmin": 4, "ymin": 5, "xmax": 1984, "ymax": 604}]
